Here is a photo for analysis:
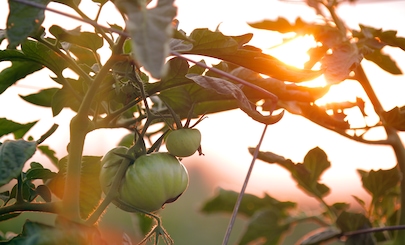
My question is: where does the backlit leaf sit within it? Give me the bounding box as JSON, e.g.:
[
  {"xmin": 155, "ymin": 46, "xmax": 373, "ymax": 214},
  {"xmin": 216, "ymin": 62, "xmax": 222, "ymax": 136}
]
[
  {"xmin": 0, "ymin": 61, "xmax": 43, "ymax": 94},
  {"xmin": 365, "ymin": 49, "xmax": 402, "ymax": 75},
  {"xmin": 0, "ymin": 139, "xmax": 37, "ymax": 186},
  {"xmin": 184, "ymin": 28, "xmax": 322, "ymax": 82},
  {"xmin": 6, "ymin": 0, "xmax": 50, "ymax": 48},
  {"xmin": 186, "ymin": 74, "xmax": 284, "ymax": 125},
  {"xmin": 49, "ymin": 25, "xmax": 103, "ymax": 51},
  {"xmin": 239, "ymin": 208, "xmax": 291, "ymax": 245},
  {"xmin": 20, "ymin": 88, "xmax": 59, "ymax": 107},
  {"xmin": 201, "ymin": 188, "xmax": 296, "ymax": 217},
  {"xmin": 322, "ymin": 43, "xmax": 363, "ymax": 84},
  {"xmin": 0, "ymin": 118, "xmax": 37, "ymax": 139},
  {"xmin": 118, "ymin": 0, "xmax": 177, "ymax": 78},
  {"xmin": 47, "ymin": 155, "xmax": 103, "ymax": 219},
  {"xmin": 357, "ymin": 166, "xmax": 400, "ymax": 201},
  {"xmin": 249, "ymin": 147, "xmax": 331, "ymax": 198},
  {"xmin": 38, "ymin": 145, "xmax": 59, "ymax": 166},
  {"xmin": 381, "ymin": 106, "xmax": 405, "ymax": 131},
  {"xmin": 336, "ymin": 211, "xmax": 376, "ymax": 245}
]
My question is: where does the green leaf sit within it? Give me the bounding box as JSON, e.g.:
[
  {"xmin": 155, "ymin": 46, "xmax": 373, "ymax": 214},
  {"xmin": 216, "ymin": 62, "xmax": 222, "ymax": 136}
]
[
  {"xmin": 35, "ymin": 184, "xmax": 52, "ymax": 202},
  {"xmin": 186, "ymin": 74, "xmax": 284, "ymax": 125},
  {"xmin": 0, "ymin": 139, "xmax": 37, "ymax": 186},
  {"xmin": 336, "ymin": 211, "xmax": 376, "ymax": 245},
  {"xmin": 20, "ymin": 88, "xmax": 59, "ymax": 107},
  {"xmin": 117, "ymin": 0, "xmax": 177, "ymax": 78},
  {"xmin": 3, "ymin": 219, "xmax": 106, "ymax": 244},
  {"xmin": 322, "ymin": 43, "xmax": 363, "ymax": 84},
  {"xmin": 337, "ymin": 211, "xmax": 372, "ymax": 232},
  {"xmin": 6, "ymin": 0, "xmax": 50, "ymax": 48},
  {"xmin": 364, "ymin": 49, "xmax": 402, "ymax": 75},
  {"xmin": 0, "ymin": 61, "xmax": 43, "ymax": 94},
  {"xmin": 47, "ymin": 156, "xmax": 103, "ymax": 219},
  {"xmin": 49, "ymin": 25, "xmax": 103, "ymax": 51},
  {"xmin": 21, "ymin": 40, "xmax": 69, "ymax": 74},
  {"xmin": 357, "ymin": 166, "xmax": 400, "ymax": 201},
  {"xmin": 0, "ymin": 118, "xmax": 38, "ymax": 139},
  {"xmin": 38, "ymin": 145, "xmax": 59, "ymax": 166},
  {"xmin": 51, "ymin": 80, "xmax": 83, "ymax": 116},
  {"xmin": 25, "ymin": 166, "xmax": 56, "ymax": 181},
  {"xmin": 184, "ymin": 28, "xmax": 322, "ymax": 82},
  {"xmin": 381, "ymin": 106, "xmax": 405, "ymax": 131},
  {"xmin": 201, "ymin": 188, "xmax": 296, "ymax": 217},
  {"xmin": 250, "ymin": 147, "xmax": 331, "ymax": 198},
  {"xmin": 118, "ymin": 133, "xmax": 134, "ymax": 148},
  {"xmin": 239, "ymin": 208, "xmax": 291, "ymax": 245},
  {"xmin": 300, "ymin": 227, "xmax": 341, "ymax": 245}
]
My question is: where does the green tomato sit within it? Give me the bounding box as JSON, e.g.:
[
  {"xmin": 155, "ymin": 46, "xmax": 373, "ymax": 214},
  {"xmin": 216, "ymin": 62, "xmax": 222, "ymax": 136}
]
[
  {"xmin": 99, "ymin": 146, "xmax": 129, "ymax": 194},
  {"xmin": 165, "ymin": 128, "xmax": 201, "ymax": 157},
  {"xmin": 119, "ymin": 152, "xmax": 189, "ymax": 212}
]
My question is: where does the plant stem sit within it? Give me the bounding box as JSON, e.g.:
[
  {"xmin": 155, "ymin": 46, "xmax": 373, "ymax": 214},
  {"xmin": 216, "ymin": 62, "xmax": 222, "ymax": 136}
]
[
  {"xmin": 0, "ymin": 202, "xmax": 62, "ymax": 217},
  {"xmin": 222, "ymin": 124, "xmax": 268, "ymax": 245},
  {"xmin": 355, "ymin": 65, "xmax": 405, "ymax": 243},
  {"xmin": 61, "ymin": 49, "xmax": 117, "ymax": 222}
]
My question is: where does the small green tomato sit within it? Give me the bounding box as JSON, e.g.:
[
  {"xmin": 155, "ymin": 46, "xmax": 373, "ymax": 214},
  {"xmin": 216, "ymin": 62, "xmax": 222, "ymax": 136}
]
[
  {"xmin": 99, "ymin": 146, "xmax": 129, "ymax": 194},
  {"xmin": 119, "ymin": 152, "xmax": 189, "ymax": 212},
  {"xmin": 165, "ymin": 128, "xmax": 201, "ymax": 157}
]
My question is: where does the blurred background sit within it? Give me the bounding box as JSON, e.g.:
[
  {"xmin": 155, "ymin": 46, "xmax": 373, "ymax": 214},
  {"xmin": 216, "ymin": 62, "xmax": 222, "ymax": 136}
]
[{"xmin": 1, "ymin": 0, "xmax": 405, "ymax": 244}]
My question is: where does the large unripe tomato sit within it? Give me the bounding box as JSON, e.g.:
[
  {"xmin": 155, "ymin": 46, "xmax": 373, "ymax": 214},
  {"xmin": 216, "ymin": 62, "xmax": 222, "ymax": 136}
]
[
  {"xmin": 100, "ymin": 146, "xmax": 128, "ymax": 194},
  {"xmin": 119, "ymin": 152, "xmax": 189, "ymax": 212},
  {"xmin": 165, "ymin": 128, "xmax": 201, "ymax": 157}
]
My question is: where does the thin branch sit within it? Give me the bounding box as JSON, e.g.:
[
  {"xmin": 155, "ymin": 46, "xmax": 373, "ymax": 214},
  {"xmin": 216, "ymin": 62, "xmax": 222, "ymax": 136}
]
[
  {"xmin": 222, "ymin": 124, "xmax": 268, "ymax": 245},
  {"xmin": 0, "ymin": 202, "xmax": 62, "ymax": 216}
]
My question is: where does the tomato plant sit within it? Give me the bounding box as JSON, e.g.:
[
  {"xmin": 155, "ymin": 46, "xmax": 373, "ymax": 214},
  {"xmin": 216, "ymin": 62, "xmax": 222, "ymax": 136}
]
[
  {"xmin": 165, "ymin": 128, "xmax": 201, "ymax": 157},
  {"xmin": 0, "ymin": 0, "xmax": 405, "ymax": 244}
]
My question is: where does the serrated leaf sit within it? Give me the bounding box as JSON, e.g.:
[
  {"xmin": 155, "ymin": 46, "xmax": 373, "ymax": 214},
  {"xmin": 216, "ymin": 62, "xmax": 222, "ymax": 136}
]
[
  {"xmin": 365, "ymin": 49, "xmax": 402, "ymax": 74},
  {"xmin": 6, "ymin": 0, "xmax": 50, "ymax": 48},
  {"xmin": 118, "ymin": 0, "xmax": 177, "ymax": 78},
  {"xmin": 0, "ymin": 61, "xmax": 43, "ymax": 94},
  {"xmin": 239, "ymin": 208, "xmax": 291, "ymax": 245},
  {"xmin": 357, "ymin": 166, "xmax": 400, "ymax": 201},
  {"xmin": 21, "ymin": 40, "xmax": 69, "ymax": 74},
  {"xmin": 0, "ymin": 118, "xmax": 38, "ymax": 139},
  {"xmin": 186, "ymin": 74, "xmax": 284, "ymax": 124},
  {"xmin": 336, "ymin": 211, "xmax": 376, "ymax": 245},
  {"xmin": 184, "ymin": 28, "xmax": 322, "ymax": 82},
  {"xmin": 38, "ymin": 145, "xmax": 59, "ymax": 166},
  {"xmin": 249, "ymin": 147, "xmax": 331, "ymax": 198},
  {"xmin": 337, "ymin": 211, "xmax": 372, "ymax": 232},
  {"xmin": 20, "ymin": 88, "xmax": 59, "ymax": 107},
  {"xmin": 201, "ymin": 188, "xmax": 296, "ymax": 217},
  {"xmin": 322, "ymin": 43, "xmax": 363, "ymax": 84},
  {"xmin": 300, "ymin": 227, "xmax": 341, "ymax": 245},
  {"xmin": 381, "ymin": 106, "xmax": 405, "ymax": 131},
  {"xmin": 49, "ymin": 25, "xmax": 103, "ymax": 51},
  {"xmin": 51, "ymin": 82, "xmax": 83, "ymax": 116},
  {"xmin": 0, "ymin": 140, "xmax": 37, "ymax": 186},
  {"xmin": 25, "ymin": 167, "xmax": 56, "ymax": 181},
  {"xmin": 4, "ymin": 220, "xmax": 107, "ymax": 244},
  {"xmin": 47, "ymin": 155, "xmax": 103, "ymax": 219}
]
